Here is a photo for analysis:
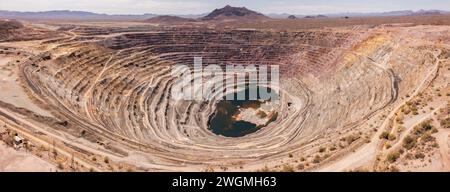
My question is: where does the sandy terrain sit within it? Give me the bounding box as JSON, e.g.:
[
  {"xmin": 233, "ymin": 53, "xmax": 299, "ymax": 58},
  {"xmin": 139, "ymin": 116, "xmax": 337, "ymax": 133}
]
[
  {"xmin": 0, "ymin": 143, "xmax": 55, "ymax": 172},
  {"xmin": 0, "ymin": 55, "xmax": 53, "ymax": 117}
]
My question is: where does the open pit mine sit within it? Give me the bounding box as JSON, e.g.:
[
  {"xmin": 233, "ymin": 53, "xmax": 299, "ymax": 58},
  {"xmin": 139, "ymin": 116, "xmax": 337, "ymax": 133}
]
[{"xmin": 0, "ymin": 6, "xmax": 449, "ymax": 172}]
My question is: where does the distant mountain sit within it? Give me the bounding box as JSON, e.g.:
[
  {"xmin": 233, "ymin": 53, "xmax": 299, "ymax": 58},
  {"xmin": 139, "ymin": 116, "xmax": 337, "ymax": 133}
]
[
  {"xmin": 145, "ymin": 15, "xmax": 196, "ymax": 23},
  {"xmin": 379, "ymin": 9, "xmax": 447, "ymax": 16},
  {"xmin": 268, "ymin": 9, "xmax": 449, "ymax": 19},
  {"xmin": 412, "ymin": 9, "xmax": 447, "ymax": 15},
  {"xmin": 201, "ymin": 5, "xmax": 269, "ymax": 20},
  {"xmin": 325, "ymin": 9, "xmax": 448, "ymax": 17},
  {"xmin": 0, "ymin": 10, "xmax": 157, "ymax": 21},
  {"xmin": 304, "ymin": 15, "xmax": 327, "ymax": 19},
  {"xmin": 267, "ymin": 13, "xmax": 294, "ymax": 19},
  {"xmin": 378, "ymin": 10, "xmax": 415, "ymax": 16},
  {"xmin": 287, "ymin": 15, "xmax": 297, "ymax": 19},
  {"xmin": 0, "ymin": 9, "xmax": 447, "ymax": 21}
]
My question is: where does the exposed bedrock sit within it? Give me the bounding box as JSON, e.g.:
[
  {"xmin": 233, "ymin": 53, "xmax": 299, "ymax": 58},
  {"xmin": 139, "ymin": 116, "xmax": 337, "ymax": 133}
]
[{"xmin": 18, "ymin": 26, "xmax": 446, "ymax": 169}]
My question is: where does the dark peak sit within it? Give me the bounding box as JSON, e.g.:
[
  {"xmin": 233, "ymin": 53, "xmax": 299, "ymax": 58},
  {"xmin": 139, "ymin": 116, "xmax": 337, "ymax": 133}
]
[
  {"xmin": 202, "ymin": 5, "xmax": 268, "ymax": 20},
  {"xmin": 287, "ymin": 15, "xmax": 297, "ymax": 19}
]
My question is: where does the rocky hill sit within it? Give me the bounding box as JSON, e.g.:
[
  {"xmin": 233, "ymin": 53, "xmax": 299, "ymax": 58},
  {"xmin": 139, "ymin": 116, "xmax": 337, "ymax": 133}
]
[
  {"xmin": 201, "ymin": 5, "xmax": 269, "ymax": 20},
  {"xmin": 0, "ymin": 19, "xmax": 56, "ymax": 42}
]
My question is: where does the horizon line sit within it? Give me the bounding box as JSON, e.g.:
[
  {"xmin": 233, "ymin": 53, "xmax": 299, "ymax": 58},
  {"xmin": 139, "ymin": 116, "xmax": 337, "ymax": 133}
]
[{"xmin": 0, "ymin": 7, "xmax": 449, "ymax": 17}]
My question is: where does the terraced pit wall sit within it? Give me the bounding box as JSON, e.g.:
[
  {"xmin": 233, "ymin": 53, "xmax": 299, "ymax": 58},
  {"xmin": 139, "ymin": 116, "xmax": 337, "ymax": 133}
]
[{"xmin": 17, "ymin": 26, "xmax": 447, "ymax": 171}]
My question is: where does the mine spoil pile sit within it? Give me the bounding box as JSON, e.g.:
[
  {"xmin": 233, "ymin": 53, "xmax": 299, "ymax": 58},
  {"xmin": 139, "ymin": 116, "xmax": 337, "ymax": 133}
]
[
  {"xmin": 9, "ymin": 23, "xmax": 450, "ymax": 171},
  {"xmin": 0, "ymin": 19, "xmax": 56, "ymax": 42}
]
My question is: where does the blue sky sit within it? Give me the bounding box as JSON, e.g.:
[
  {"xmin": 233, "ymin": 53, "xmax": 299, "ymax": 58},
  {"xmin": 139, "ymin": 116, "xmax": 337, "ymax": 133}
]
[{"xmin": 0, "ymin": 0, "xmax": 449, "ymax": 15}]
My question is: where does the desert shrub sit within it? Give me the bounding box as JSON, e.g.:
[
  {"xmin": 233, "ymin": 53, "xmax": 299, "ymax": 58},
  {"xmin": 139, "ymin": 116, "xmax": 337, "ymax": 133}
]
[
  {"xmin": 318, "ymin": 147, "xmax": 326, "ymax": 153},
  {"xmin": 52, "ymin": 150, "xmax": 58, "ymax": 158},
  {"xmin": 389, "ymin": 165, "xmax": 400, "ymax": 172},
  {"xmin": 431, "ymin": 127, "xmax": 438, "ymax": 133},
  {"xmin": 281, "ymin": 164, "xmax": 295, "ymax": 172},
  {"xmin": 312, "ymin": 155, "xmax": 321, "ymax": 164},
  {"xmin": 379, "ymin": 131, "xmax": 390, "ymax": 139},
  {"xmin": 440, "ymin": 117, "xmax": 450, "ymax": 129},
  {"xmin": 387, "ymin": 151, "xmax": 400, "ymax": 163},
  {"xmin": 396, "ymin": 116, "xmax": 404, "ymax": 123},
  {"xmin": 405, "ymin": 153, "xmax": 413, "ymax": 160},
  {"xmin": 412, "ymin": 125, "xmax": 423, "ymax": 135},
  {"xmin": 380, "ymin": 131, "xmax": 396, "ymax": 141},
  {"xmin": 420, "ymin": 133, "xmax": 435, "ymax": 142},
  {"xmin": 415, "ymin": 153, "xmax": 425, "ymax": 159},
  {"xmin": 403, "ymin": 136, "xmax": 416, "ymax": 150},
  {"xmin": 403, "ymin": 108, "xmax": 411, "ymax": 115},
  {"xmin": 388, "ymin": 134, "xmax": 397, "ymax": 141},
  {"xmin": 413, "ymin": 122, "xmax": 432, "ymax": 135},
  {"xmin": 397, "ymin": 126, "xmax": 406, "ymax": 133},
  {"xmin": 345, "ymin": 134, "xmax": 359, "ymax": 144},
  {"xmin": 385, "ymin": 143, "xmax": 391, "ymax": 149},
  {"xmin": 57, "ymin": 163, "xmax": 64, "ymax": 170},
  {"xmin": 104, "ymin": 157, "xmax": 109, "ymax": 164},
  {"xmin": 422, "ymin": 122, "xmax": 433, "ymax": 131}
]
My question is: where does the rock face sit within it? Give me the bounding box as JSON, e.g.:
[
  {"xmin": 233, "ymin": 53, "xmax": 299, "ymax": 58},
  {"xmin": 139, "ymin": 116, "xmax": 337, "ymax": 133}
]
[
  {"xmin": 0, "ymin": 19, "xmax": 23, "ymax": 30},
  {"xmin": 145, "ymin": 15, "xmax": 196, "ymax": 23},
  {"xmin": 23, "ymin": 23, "xmax": 449, "ymax": 171},
  {"xmin": 0, "ymin": 19, "xmax": 55, "ymax": 42},
  {"xmin": 201, "ymin": 5, "xmax": 269, "ymax": 20},
  {"xmin": 4, "ymin": 15, "xmax": 449, "ymax": 172}
]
